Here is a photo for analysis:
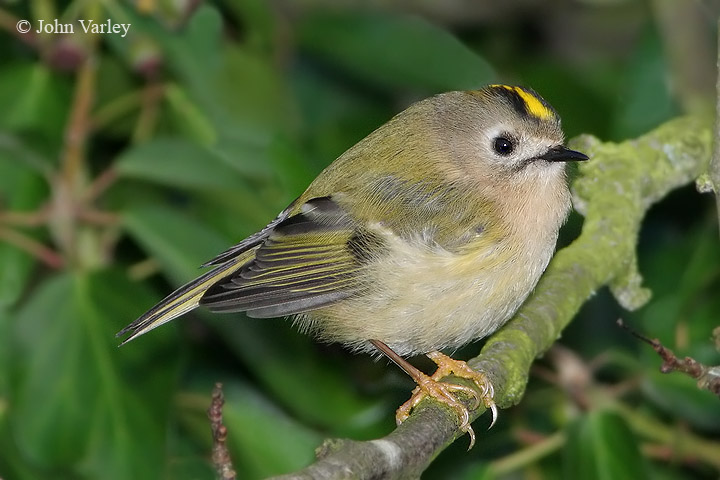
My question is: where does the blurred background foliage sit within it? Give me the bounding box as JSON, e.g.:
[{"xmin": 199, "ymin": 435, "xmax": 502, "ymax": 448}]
[{"xmin": 0, "ymin": 0, "xmax": 718, "ymax": 478}]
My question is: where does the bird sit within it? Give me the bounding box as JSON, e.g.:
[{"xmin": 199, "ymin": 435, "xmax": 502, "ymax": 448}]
[{"xmin": 117, "ymin": 84, "xmax": 588, "ymax": 446}]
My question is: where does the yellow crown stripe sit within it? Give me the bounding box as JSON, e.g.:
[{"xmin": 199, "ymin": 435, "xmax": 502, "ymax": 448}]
[
  {"xmin": 489, "ymin": 84, "xmax": 555, "ymax": 121},
  {"xmin": 513, "ymin": 87, "xmax": 553, "ymax": 120}
]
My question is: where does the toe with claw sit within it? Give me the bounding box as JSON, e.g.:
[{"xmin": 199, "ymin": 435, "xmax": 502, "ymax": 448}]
[{"xmin": 396, "ymin": 351, "xmax": 498, "ymax": 449}]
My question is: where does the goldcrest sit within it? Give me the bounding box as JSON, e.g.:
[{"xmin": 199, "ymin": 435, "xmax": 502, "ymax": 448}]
[{"xmin": 118, "ymin": 84, "xmax": 588, "ymax": 443}]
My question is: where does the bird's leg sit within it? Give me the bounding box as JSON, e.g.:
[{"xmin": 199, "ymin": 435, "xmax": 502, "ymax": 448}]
[{"xmin": 370, "ymin": 340, "xmax": 497, "ymax": 449}]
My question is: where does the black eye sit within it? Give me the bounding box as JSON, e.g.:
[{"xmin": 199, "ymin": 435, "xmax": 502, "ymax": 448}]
[{"xmin": 493, "ymin": 136, "xmax": 514, "ymax": 156}]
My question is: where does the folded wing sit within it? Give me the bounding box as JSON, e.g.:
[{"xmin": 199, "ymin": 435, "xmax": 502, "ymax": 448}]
[
  {"xmin": 117, "ymin": 196, "xmax": 374, "ymax": 344},
  {"xmin": 200, "ymin": 196, "xmax": 372, "ymax": 318}
]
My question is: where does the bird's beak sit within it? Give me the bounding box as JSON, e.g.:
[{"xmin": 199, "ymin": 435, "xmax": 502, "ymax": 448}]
[{"xmin": 539, "ymin": 146, "xmax": 589, "ymax": 162}]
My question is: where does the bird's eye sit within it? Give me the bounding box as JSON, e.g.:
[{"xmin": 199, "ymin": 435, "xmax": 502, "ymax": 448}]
[{"xmin": 493, "ymin": 136, "xmax": 515, "ymax": 156}]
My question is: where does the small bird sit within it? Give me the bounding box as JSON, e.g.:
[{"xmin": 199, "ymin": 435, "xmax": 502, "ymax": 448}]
[{"xmin": 118, "ymin": 84, "xmax": 587, "ymax": 445}]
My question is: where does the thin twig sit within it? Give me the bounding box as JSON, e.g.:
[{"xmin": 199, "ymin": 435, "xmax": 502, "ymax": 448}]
[
  {"xmin": 61, "ymin": 57, "xmax": 96, "ymax": 189},
  {"xmin": 91, "ymin": 90, "xmax": 145, "ymax": 132},
  {"xmin": 0, "ymin": 208, "xmax": 49, "ymax": 227},
  {"xmin": 208, "ymin": 383, "xmax": 237, "ymax": 480},
  {"xmin": 617, "ymin": 319, "xmax": 720, "ymax": 398},
  {"xmin": 132, "ymin": 82, "xmax": 164, "ymax": 144},
  {"xmin": 76, "ymin": 209, "xmax": 120, "ymax": 226},
  {"xmin": 0, "ymin": 227, "xmax": 64, "ymax": 268},
  {"xmin": 127, "ymin": 258, "xmax": 161, "ymax": 281},
  {"xmin": 83, "ymin": 167, "xmax": 118, "ymax": 203}
]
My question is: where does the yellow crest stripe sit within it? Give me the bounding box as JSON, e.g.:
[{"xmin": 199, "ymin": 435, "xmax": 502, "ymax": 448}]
[
  {"xmin": 489, "ymin": 84, "xmax": 555, "ymax": 121},
  {"xmin": 512, "ymin": 87, "xmax": 553, "ymax": 120}
]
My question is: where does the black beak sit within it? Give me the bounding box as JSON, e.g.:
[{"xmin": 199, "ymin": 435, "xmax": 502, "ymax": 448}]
[{"xmin": 539, "ymin": 146, "xmax": 589, "ymax": 162}]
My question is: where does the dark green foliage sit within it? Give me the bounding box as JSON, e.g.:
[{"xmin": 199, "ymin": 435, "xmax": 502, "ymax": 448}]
[
  {"xmin": 0, "ymin": 1, "xmax": 717, "ymax": 479},
  {"xmin": 564, "ymin": 411, "xmax": 649, "ymax": 480}
]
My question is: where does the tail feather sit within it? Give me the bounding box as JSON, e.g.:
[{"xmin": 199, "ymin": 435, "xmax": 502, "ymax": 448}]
[{"xmin": 116, "ymin": 258, "xmax": 247, "ymax": 345}]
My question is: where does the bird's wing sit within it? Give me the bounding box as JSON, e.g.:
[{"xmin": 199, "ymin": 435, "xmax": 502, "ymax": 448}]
[
  {"xmin": 200, "ymin": 201, "xmax": 296, "ymax": 267},
  {"xmin": 200, "ymin": 196, "xmax": 373, "ymax": 318},
  {"xmin": 117, "ymin": 196, "xmax": 373, "ymax": 344},
  {"xmin": 116, "ymin": 254, "xmax": 251, "ymax": 344}
]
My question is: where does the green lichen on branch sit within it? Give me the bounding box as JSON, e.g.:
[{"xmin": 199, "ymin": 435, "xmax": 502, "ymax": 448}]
[{"xmin": 273, "ymin": 115, "xmax": 713, "ymax": 479}]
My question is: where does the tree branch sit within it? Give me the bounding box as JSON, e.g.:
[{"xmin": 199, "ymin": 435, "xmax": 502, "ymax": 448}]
[
  {"xmin": 271, "ymin": 115, "xmax": 712, "ymax": 479},
  {"xmin": 711, "ymin": 18, "xmax": 720, "ymax": 232}
]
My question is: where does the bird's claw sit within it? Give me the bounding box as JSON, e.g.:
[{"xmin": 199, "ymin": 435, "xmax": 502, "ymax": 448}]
[{"xmin": 396, "ymin": 352, "xmax": 498, "ymax": 449}]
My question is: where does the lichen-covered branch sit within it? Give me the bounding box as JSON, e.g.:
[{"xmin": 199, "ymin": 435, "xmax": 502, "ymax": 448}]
[
  {"xmin": 271, "ymin": 115, "xmax": 712, "ymax": 480},
  {"xmin": 710, "ymin": 17, "xmax": 720, "ymax": 231}
]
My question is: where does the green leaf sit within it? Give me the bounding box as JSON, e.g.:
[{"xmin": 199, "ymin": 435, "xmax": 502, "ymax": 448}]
[
  {"xmin": 637, "ymin": 222, "xmax": 720, "ymax": 342},
  {"xmin": 10, "ymin": 270, "xmax": 178, "ymax": 478},
  {"xmin": 222, "ymin": 381, "xmax": 321, "ymax": 478},
  {"xmin": 212, "ymin": 133, "xmax": 275, "ymax": 180},
  {"xmin": 125, "ymin": 5, "xmax": 293, "ymax": 179},
  {"xmin": 145, "ymin": 6, "xmax": 294, "ymax": 142},
  {"xmin": 291, "ymin": 67, "xmax": 391, "ymax": 169},
  {"xmin": 115, "ymin": 137, "xmax": 251, "ymax": 191},
  {"xmin": 146, "ymin": 5, "xmax": 224, "ymax": 99},
  {"xmin": 611, "ymin": 29, "xmax": 677, "ymax": 139},
  {"xmin": 92, "ymin": 54, "xmax": 146, "ymax": 139},
  {"xmin": 0, "ymin": 63, "xmax": 71, "ymax": 142},
  {"xmin": 222, "ymin": 0, "xmax": 276, "ymax": 53},
  {"xmin": 175, "ymin": 380, "xmax": 323, "ymax": 480},
  {"xmin": 0, "ymin": 135, "xmax": 51, "ymax": 480},
  {"xmin": 0, "ymin": 130, "xmax": 54, "ymax": 177},
  {"xmin": 0, "ymin": 139, "xmax": 48, "ymax": 308},
  {"xmin": 267, "ymin": 135, "xmax": 318, "ymax": 196},
  {"xmin": 563, "ymin": 410, "xmax": 649, "ymax": 480},
  {"xmin": 164, "ymin": 84, "xmax": 218, "ymax": 146},
  {"xmin": 641, "ymin": 369, "xmax": 720, "ymax": 431},
  {"xmin": 298, "ymin": 12, "xmax": 495, "ymax": 92},
  {"xmin": 122, "ymin": 204, "xmax": 232, "ymax": 283},
  {"xmin": 211, "ymin": 45, "xmax": 296, "ymax": 139}
]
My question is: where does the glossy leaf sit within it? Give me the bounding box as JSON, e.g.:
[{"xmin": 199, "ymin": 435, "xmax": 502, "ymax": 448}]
[
  {"xmin": 164, "ymin": 83, "xmax": 218, "ymax": 146},
  {"xmin": 0, "ymin": 63, "xmax": 71, "ymax": 143},
  {"xmin": 115, "ymin": 137, "xmax": 250, "ymax": 191},
  {"xmin": 222, "ymin": 381, "xmax": 321, "ymax": 478},
  {"xmin": 642, "ymin": 369, "xmax": 720, "ymax": 431},
  {"xmin": 563, "ymin": 410, "xmax": 649, "ymax": 480},
  {"xmin": 146, "ymin": 6, "xmax": 294, "ymax": 145},
  {"xmin": 122, "ymin": 204, "xmax": 232, "ymax": 283},
  {"xmin": 10, "ymin": 270, "xmax": 178, "ymax": 478},
  {"xmin": 298, "ymin": 12, "xmax": 495, "ymax": 91},
  {"xmin": 611, "ymin": 31, "xmax": 677, "ymax": 139}
]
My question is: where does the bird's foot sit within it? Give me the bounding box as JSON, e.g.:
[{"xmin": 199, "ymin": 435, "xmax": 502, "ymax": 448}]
[{"xmin": 396, "ymin": 351, "xmax": 497, "ymax": 449}]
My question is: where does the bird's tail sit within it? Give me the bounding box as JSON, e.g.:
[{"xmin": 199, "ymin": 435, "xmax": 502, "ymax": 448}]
[{"xmin": 116, "ymin": 257, "xmax": 247, "ymax": 345}]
